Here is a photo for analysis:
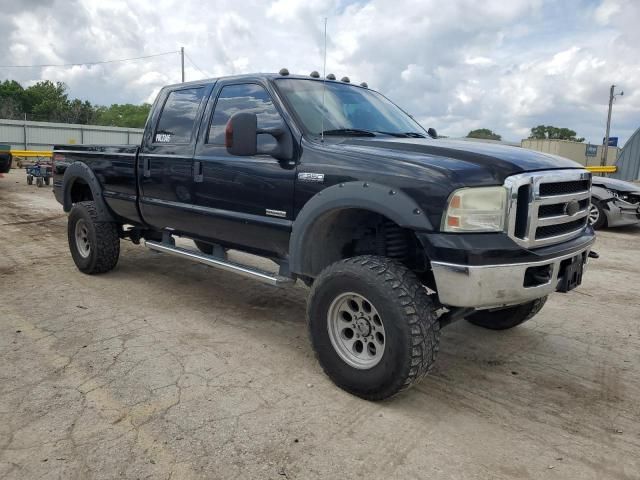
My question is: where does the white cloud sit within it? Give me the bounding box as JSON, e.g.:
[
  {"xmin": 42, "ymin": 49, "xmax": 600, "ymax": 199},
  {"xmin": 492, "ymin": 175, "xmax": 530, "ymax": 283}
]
[{"xmin": 0, "ymin": 0, "xmax": 639, "ymax": 145}]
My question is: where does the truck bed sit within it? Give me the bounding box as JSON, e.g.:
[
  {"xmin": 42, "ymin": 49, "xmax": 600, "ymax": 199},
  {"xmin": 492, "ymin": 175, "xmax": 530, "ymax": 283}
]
[{"xmin": 53, "ymin": 144, "xmax": 141, "ymax": 223}]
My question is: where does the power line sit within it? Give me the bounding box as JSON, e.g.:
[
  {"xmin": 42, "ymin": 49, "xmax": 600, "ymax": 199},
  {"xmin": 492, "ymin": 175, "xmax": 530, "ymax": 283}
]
[
  {"xmin": 0, "ymin": 51, "xmax": 180, "ymax": 69},
  {"xmin": 183, "ymin": 51, "xmax": 210, "ymax": 78}
]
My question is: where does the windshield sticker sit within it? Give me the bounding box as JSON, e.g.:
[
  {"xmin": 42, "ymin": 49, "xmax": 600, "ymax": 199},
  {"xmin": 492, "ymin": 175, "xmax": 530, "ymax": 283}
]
[{"xmin": 155, "ymin": 133, "xmax": 171, "ymax": 143}]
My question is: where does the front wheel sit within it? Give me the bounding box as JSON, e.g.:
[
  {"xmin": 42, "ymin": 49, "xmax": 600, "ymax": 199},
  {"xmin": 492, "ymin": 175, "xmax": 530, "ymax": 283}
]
[
  {"xmin": 27, "ymin": 175, "xmax": 33, "ymax": 185},
  {"xmin": 588, "ymin": 200, "xmax": 606, "ymax": 229},
  {"xmin": 68, "ymin": 201, "xmax": 120, "ymax": 274},
  {"xmin": 36, "ymin": 177, "xmax": 44, "ymax": 188},
  {"xmin": 308, "ymin": 256, "xmax": 440, "ymax": 400},
  {"xmin": 466, "ymin": 296, "xmax": 547, "ymax": 330}
]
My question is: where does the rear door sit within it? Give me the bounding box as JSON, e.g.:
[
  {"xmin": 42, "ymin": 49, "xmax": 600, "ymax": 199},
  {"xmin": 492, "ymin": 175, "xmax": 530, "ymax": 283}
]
[
  {"xmin": 191, "ymin": 81, "xmax": 296, "ymax": 256},
  {"xmin": 138, "ymin": 85, "xmax": 209, "ymax": 232}
]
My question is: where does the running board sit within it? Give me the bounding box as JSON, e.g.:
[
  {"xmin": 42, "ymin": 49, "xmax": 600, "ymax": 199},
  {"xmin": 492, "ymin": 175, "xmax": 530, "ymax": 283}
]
[{"xmin": 145, "ymin": 240, "xmax": 294, "ymax": 287}]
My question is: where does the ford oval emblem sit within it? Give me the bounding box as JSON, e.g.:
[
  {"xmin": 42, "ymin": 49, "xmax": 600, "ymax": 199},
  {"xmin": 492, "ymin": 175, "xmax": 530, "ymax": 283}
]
[{"xmin": 564, "ymin": 200, "xmax": 580, "ymax": 217}]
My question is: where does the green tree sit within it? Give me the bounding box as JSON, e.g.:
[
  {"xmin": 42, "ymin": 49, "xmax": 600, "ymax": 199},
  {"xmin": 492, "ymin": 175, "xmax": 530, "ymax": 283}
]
[
  {"xmin": 467, "ymin": 128, "xmax": 502, "ymax": 141},
  {"xmin": 529, "ymin": 125, "xmax": 585, "ymax": 142},
  {"xmin": 94, "ymin": 103, "xmax": 152, "ymax": 128},
  {"xmin": 66, "ymin": 99, "xmax": 96, "ymax": 124},
  {"xmin": 0, "ymin": 78, "xmax": 152, "ymax": 128},
  {"xmin": 22, "ymin": 80, "xmax": 69, "ymax": 121},
  {"xmin": 0, "ymin": 80, "xmax": 26, "ymax": 119}
]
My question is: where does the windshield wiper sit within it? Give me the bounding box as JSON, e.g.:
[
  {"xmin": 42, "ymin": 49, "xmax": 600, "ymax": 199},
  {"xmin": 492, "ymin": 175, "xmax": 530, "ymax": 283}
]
[
  {"xmin": 322, "ymin": 128, "xmax": 376, "ymax": 137},
  {"xmin": 374, "ymin": 131, "xmax": 427, "ymax": 138}
]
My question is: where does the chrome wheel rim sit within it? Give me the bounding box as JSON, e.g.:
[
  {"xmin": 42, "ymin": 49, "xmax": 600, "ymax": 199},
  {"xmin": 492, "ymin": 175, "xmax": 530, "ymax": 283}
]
[
  {"xmin": 75, "ymin": 219, "xmax": 91, "ymax": 258},
  {"xmin": 327, "ymin": 292, "xmax": 386, "ymax": 369},
  {"xmin": 588, "ymin": 204, "xmax": 600, "ymax": 225}
]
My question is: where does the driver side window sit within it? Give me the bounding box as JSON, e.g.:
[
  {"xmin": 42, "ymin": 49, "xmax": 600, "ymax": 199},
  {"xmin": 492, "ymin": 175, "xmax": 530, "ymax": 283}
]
[{"xmin": 208, "ymin": 84, "xmax": 281, "ymax": 150}]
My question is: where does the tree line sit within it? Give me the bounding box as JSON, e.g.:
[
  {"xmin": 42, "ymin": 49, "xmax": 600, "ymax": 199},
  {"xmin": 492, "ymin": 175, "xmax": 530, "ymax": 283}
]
[
  {"xmin": 467, "ymin": 126, "xmax": 585, "ymax": 142},
  {"xmin": 0, "ymin": 79, "xmax": 151, "ymax": 128}
]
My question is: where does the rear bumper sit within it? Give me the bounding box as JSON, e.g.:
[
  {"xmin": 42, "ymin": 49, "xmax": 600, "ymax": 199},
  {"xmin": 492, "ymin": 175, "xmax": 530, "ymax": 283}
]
[{"xmin": 430, "ymin": 237, "xmax": 595, "ymax": 309}]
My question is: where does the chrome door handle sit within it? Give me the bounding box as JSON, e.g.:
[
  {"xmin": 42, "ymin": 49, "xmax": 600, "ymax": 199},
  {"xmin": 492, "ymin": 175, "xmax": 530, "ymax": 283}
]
[{"xmin": 194, "ymin": 160, "xmax": 203, "ymax": 183}]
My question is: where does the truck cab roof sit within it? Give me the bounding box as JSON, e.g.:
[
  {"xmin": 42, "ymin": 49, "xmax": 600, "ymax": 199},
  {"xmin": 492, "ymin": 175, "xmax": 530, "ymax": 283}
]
[{"xmin": 162, "ymin": 72, "xmax": 371, "ymax": 90}]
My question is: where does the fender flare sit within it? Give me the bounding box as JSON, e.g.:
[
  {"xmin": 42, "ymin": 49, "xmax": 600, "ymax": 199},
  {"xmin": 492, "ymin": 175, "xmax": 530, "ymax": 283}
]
[
  {"xmin": 62, "ymin": 162, "xmax": 116, "ymax": 222},
  {"xmin": 289, "ymin": 181, "xmax": 433, "ymax": 276}
]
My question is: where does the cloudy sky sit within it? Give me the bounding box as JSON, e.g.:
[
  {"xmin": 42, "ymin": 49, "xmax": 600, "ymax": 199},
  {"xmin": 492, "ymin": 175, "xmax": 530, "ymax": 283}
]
[{"xmin": 1, "ymin": 0, "xmax": 638, "ymax": 145}]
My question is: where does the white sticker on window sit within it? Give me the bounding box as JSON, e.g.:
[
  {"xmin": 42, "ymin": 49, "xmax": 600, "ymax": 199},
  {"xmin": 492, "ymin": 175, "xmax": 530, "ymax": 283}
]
[{"xmin": 155, "ymin": 133, "xmax": 171, "ymax": 143}]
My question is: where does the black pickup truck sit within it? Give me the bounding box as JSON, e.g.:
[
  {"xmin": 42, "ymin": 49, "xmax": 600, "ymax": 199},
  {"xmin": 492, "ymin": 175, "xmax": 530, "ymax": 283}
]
[{"xmin": 53, "ymin": 70, "xmax": 595, "ymax": 400}]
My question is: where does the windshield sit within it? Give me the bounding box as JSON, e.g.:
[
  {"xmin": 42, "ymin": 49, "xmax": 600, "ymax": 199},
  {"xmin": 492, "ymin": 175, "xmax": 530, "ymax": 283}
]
[{"xmin": 275, "ymin": 78, "xmax": 426, "ymax": 137}]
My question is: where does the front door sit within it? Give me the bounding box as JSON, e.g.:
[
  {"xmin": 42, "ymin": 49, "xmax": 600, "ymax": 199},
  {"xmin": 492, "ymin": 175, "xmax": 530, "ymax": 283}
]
[
  {"xmin": 138, "ymin": 85, "xmax": 208, "ymax": 233},
  {"xmin": 192, "ymin": 82, "xmax": 296, "ymax": 257}
]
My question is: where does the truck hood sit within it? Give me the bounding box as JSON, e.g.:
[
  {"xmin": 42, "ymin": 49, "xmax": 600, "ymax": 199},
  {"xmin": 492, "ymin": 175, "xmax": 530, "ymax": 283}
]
[{"xmin": 338, "ymin": 137, "xmax": 582, "ymax": 184}]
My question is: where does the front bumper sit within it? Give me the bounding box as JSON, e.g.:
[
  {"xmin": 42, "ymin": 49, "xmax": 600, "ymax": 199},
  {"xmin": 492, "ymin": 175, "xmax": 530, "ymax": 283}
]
[
  {"xmin": 431, "ymin": 238, "xmax": 594, "ymax": 309},
  {"xmin": 604, "ymin": 198, "xmax": 640, "ymax": 228}
]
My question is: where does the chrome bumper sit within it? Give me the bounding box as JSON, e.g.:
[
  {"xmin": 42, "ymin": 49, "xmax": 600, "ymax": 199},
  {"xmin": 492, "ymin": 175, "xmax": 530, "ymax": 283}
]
[{"xmin": 431, "ymin": 241, "xmax": 594, "ymax": 309}]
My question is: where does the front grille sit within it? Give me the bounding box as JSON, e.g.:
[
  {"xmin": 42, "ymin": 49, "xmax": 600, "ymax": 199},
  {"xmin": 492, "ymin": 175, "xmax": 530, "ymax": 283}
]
[
  {"xmin": 538, "ymin": 198, "xmax": 590, "ymax": 218},
  {"xmin": 514, "ymin": 185, "xmax": 530, "ymax": 238},
  {"xmin": 536, "ymin": 218, "xmax": 587, "ymax": 239},
  {"xmin": 539, "ymin": 180, "xmax": 590, "ymax": 196},
  {"xmin": 505, "ymin": 170, "xmax": 591, "ymax": 248}
]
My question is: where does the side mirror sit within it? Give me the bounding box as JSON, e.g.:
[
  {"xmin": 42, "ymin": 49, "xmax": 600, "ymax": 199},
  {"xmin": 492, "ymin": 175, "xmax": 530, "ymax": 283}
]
[
  {"xmin": 226, "ymin": 112, "xmax": 294, "ymax": 162},
  {"xmin": 427, "ymin": 127, "xmax": 438, "ymax": 139},
  {"xmin": 225, "ymin": 112, "xmax": 258, "ymax": 156}
]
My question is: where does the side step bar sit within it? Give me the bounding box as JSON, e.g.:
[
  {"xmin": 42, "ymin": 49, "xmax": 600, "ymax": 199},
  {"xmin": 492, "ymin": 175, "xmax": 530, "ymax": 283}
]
[{"xmin": 145, "ymin": 240, "xmax": 294, "ymax": 287}]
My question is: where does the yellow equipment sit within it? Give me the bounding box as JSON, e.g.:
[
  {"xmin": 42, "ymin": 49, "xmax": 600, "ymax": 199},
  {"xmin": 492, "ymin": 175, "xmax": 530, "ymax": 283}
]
[{"xmin": 585, "ymin": 165, "xmax": 617, "ymax": 174}]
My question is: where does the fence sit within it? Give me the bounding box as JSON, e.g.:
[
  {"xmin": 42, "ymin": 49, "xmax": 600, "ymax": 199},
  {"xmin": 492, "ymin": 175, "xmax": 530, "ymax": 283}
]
[{"xmin": 0, "ymin": 119, "xmax": 143, "ymax": 150}]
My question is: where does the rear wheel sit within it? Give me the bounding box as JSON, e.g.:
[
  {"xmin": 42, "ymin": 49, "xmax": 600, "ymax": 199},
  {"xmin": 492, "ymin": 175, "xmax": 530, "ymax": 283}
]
[
  {"xmin": 36, "ymin": 177, "xmax": 44, "ymax": 188},
  {"xmin": 588, "ymin": 200, "xmax": 606, "ymax": 229},
  {"xmin": 44, "ymin": 176, "xmax": 51, "ymax": 186},
  {"xmin": 466, "ymin": 296, "xmax": 547, "ymax": 330},
  {"xmin": 68, "ymin": 201, "xmax": 120, "ymax": 274},
  {"xmin": 308, "ymin": 255, "xmax": 439, "ymax": 400}
]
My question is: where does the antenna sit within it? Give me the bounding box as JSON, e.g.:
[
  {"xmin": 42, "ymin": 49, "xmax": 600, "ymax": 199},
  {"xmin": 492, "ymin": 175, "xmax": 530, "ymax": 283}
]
[{"xmin": 321, "ymin": 17, "xmax": 327, "ymax": 142}]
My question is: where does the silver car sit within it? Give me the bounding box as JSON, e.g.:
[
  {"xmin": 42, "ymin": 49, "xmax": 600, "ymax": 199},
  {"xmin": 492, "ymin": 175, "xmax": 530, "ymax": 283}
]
[{"xmin": 590, "ymin": 177, "xmax": 640, "ymax": 229}]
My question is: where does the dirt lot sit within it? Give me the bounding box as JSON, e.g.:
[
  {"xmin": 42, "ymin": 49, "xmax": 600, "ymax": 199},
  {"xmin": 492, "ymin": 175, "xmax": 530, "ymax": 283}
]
[{"xmin": 1, "ymin": 168, "xmax": 639, "ymax": 480}]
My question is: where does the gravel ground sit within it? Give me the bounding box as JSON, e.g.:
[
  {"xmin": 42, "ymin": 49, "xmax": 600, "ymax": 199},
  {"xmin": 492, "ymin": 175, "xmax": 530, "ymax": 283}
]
[{"xmin": 1, "ymin": 168, "xmax": 639, "ymax": 480}]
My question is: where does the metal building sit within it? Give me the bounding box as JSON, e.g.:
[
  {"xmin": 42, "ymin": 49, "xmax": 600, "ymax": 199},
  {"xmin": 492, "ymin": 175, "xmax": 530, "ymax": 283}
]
[
  {"xmin": 0, "ymin": 119, "xmax": 143, "ymax": 150},
  {"xmin": 612, "ymin": 127, "xmax": 640, "ymax": 181},
  {"xmin": 521, "ymin": 138, "xmax": 619, "ymax": 167}
]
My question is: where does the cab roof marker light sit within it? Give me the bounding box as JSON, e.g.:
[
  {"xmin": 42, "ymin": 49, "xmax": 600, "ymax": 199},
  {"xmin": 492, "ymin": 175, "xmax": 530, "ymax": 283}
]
[
  {"xmin": 279, "ymin": 68, "xmax": 289, "ymax": 76},
  {"xmin": 326, "ymin": 73, "xmax": 336, "ymax": 80},
  {"xmin": 341, "ymin": 76, "xmax": 350, "ymax": 83},
  {"xmin": 360, "ymin": 82, "xmax": 368, "ymax": 88},
  {"xmin": 310, "ymin": 71, "xmax": 320, "ymax": 78}
]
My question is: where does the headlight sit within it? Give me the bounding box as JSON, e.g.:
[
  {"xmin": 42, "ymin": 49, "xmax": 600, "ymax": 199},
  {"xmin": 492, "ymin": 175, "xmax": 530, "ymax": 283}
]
[{"xmin": 442, "ymin": 186, "xmax": 507, "ymax": 232}]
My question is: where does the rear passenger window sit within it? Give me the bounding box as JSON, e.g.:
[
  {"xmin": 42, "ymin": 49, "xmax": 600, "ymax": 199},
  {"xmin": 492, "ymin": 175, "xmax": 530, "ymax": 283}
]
[
  {"xmin": 208, "ymin": 84, "xmax": 281, "ymax": 149},
  {"xmin": 154, "ymin": 88, "xmax": 205, "ymax": 144}
]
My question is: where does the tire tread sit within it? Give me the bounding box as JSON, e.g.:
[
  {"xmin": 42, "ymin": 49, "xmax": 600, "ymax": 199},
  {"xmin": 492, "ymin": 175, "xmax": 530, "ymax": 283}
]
[
  {"xmin": 308, "ymin": 255, "xmax": 439, "ymax": 400},
  {"xmin": 69, "ymin": 201, "xmax": 120, "ymax": 274}
]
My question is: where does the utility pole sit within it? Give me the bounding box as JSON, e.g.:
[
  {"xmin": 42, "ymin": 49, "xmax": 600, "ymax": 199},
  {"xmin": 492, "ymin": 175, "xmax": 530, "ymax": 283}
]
[
  {"xmin": 601, "ymin": 84, "xmax": 624, "ymax": 166},
  {"xmin": 180, "ymin": 47, "xmax": 185, "ymax": 83}
]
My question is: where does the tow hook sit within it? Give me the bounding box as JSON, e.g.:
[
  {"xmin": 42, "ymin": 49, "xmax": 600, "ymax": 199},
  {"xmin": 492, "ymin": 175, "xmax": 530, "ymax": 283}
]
[{"xmin": 588, "ymin": 250, "xmax": 600, "ymax": 259}]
